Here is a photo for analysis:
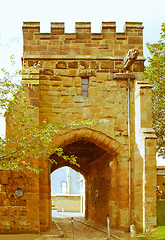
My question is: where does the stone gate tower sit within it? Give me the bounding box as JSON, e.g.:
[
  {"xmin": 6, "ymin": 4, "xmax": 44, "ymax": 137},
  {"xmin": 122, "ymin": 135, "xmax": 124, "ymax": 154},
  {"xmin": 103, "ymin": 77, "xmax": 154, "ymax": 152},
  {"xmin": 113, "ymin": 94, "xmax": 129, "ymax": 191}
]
[{"xmin": 0, "ymin": 22, "xmax": 157, "ymax": 234}]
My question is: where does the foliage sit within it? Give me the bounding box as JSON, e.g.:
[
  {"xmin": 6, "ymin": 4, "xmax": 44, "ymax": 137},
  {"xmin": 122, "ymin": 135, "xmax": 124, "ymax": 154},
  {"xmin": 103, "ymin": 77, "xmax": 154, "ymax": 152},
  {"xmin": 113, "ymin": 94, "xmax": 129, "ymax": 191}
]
[
  {"xmin": 136, "ymin": 226, "xmax": 165, "ymax": 239},
  {"xmin": 0, "ymin": 57, "xmax": 96, "ymax": 173},
  {"xmin": 144, "ymin": 22, "xmax": 165, "ymax": 158}
]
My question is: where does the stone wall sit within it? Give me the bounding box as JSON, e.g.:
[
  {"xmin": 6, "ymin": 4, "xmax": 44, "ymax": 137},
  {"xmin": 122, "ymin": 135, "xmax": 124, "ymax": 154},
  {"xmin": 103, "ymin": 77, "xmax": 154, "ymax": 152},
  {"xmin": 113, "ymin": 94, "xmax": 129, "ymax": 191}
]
[
  {"xmin": 0, "ymin": 21, "xmax": 157, "ymax": 234},
  {"xmin": 86, "ymin": 153, "xmax": 118, "ymax": 228},
  {"xmin": 22, "ymin": 22, "xmax": 144, "ymax": 58},
  {"xmin": 0, "ymin": 171, "xmax": 40, "ymax": 233},
  {"xmin": 134, "ymin": 81, "xmax": 157, "ymax": 231},
  {"xmin": 52, "ymin": 195, "xmax": 81, "ymax": 212}
]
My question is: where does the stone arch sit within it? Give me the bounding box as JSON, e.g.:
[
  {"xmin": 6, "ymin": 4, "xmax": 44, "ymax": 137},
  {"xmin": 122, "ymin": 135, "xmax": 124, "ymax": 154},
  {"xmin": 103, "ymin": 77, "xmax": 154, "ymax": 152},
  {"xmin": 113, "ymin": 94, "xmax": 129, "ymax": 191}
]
[
  {"xmin": 40, "ymin": 128, "xmax": 126, "ymax": 231},
  {"xmin": 53, "ymin": 127, "xmax": 124, "ymax": 156},
  {"xmin": 50, "ymin": 127, "xmax": 125, "ymax": 177},
  {"xmin": 47, "ymin": 127, "xmax": 126, "ymax": 228}
]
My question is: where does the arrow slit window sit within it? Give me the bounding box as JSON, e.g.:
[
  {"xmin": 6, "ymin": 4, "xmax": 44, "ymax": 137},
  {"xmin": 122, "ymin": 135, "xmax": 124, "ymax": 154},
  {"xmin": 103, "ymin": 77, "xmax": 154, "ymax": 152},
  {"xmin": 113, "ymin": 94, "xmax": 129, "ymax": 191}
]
[{"xmin": 82, "ymin": 78, "xmax": 89, "ymax": 97}]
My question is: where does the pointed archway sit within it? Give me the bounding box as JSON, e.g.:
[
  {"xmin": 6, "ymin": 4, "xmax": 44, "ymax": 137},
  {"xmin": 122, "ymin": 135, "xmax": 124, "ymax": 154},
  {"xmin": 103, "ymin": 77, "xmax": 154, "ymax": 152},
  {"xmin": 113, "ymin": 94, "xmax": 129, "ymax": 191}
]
[{"xmin": 39, "ymin": 128, "xmax": 126, "ymax": 231}]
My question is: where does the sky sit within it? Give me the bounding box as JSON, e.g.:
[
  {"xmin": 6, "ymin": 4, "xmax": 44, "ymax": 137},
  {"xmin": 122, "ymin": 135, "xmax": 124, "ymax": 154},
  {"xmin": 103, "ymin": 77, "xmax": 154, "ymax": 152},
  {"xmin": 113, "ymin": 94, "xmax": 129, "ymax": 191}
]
[{"xmin": 0, "ymin": 0, "xmax": 164, "ymax": 165}]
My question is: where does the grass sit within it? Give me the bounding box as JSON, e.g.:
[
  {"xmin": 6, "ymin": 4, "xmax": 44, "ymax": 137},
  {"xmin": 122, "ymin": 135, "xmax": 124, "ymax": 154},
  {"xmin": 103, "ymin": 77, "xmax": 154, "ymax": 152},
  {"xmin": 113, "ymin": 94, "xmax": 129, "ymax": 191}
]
[{"xmin": 136, "ymin": 226, "xmax": 165, "ymax": 239}]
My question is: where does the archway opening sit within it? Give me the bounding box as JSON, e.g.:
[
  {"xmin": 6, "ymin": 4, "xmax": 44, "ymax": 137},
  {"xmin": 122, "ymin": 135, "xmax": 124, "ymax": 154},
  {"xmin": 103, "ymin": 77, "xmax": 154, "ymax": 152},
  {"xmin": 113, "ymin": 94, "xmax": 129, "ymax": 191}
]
[
  {"xmin": 49, "ymin": 138, "xmax": 119, "ymax": 227},
  {"xmin": 50, "ymin": 140, "xmax": 107, "ymax": 175},
  {"xmin": 51, "ymin": 166, "xmax": 85, "ymax": 218},
  {"xmin": 39, "ymin": 129, "xmax": 125, "ymax": 232}
]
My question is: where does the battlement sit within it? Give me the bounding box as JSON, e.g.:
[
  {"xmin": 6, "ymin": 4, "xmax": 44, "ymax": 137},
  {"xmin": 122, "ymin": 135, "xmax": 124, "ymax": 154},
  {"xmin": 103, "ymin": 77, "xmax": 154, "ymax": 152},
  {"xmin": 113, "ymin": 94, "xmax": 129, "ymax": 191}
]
[
  {"xmin": 22, "ymin": 21, "xmax": 144, "ymax": 58},
  {"xmin": 23, "ymin": 21, "xmax": 143, "ymax": 34}
]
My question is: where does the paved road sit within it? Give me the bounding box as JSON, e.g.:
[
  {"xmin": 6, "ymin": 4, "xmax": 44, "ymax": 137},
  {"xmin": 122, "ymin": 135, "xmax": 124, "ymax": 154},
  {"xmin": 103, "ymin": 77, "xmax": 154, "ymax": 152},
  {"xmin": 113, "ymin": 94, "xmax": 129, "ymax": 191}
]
[
  {"xmin": 0, "ymin": 212, "xmax": 119, "ymax": 240},
  {"xmin": 51, "ymin": 211, "xmax": 110, "ymax": 239},
  {"xmin": 0, "ymin": 220, "xmax": 113, "ymax": 240},
  {"xmin": 52, "ymin": 217, "xmax": 108, "ymax": 239}
]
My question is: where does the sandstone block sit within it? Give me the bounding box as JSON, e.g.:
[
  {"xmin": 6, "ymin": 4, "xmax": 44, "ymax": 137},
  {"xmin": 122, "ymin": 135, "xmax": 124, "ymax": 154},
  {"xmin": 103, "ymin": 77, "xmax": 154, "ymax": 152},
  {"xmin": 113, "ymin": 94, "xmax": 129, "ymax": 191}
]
[
  {"xmin": 56, "ymin": 61, "xmax": 67, "ymax": 69},
  {"xmin": 88, "ymin": 87, "xmax": 98, "ymax": 97},
  {"xmin": 80, "ymin": 61, "xmax": 89, "ymax": 69},
  {"xmin": 0, "ymin": 175, "xmax": 9, "ymax": 185},
  {"xmin": 40, "ymin": 69, "xmax": 54, "ymax": 75},
  {"xmin": 50, "ymin": 81, "xmax": 61, "ymax": 87},
  {"xmin": 40, "ymin": 80, "xmax": 50, "ymax": 85},
  {"xmin": 100, "ymin": 60, "xmax": 114, "ymax": 69},
  {"xmin": 63, "ymin": 77, "xmax": 74, "ymax": 87},
  {"xmin": 68, "ymin": 61, "xmax": 78, "ymax": 68},
  {"xmin": 96, "ymin": 72, "xmax": 107, "ymax": 82},
  {"xmin": 90, "ymin": 61, "xmax": 99, "ymax": 70},
  {"xmin": 128, "ymin": 36, "xmax": 143, "ymax": 45},
  {"xmin": 69, "ymin": 69, "xmax": 77, "ymax": 77}
]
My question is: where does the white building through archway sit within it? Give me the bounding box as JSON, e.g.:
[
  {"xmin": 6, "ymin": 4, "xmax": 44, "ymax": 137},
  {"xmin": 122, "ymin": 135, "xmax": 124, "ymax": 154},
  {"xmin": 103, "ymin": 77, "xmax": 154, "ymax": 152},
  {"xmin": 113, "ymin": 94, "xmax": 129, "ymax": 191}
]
[{"xmin": 51, "ymin": 167, "xmax": 85, "ymax": 214}]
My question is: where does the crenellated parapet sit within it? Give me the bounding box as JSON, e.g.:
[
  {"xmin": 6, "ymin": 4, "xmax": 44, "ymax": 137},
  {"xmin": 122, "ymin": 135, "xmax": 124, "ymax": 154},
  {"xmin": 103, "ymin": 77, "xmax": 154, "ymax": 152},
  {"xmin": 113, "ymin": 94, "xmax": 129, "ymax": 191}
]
[{"xmin": 22, "ymin": 21, "xmax": 144, "ymax": 58}]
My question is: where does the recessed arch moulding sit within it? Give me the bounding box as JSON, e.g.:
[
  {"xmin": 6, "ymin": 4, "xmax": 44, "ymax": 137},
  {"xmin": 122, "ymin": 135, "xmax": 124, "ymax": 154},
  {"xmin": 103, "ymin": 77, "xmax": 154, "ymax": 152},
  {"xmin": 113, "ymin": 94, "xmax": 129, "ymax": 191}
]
[
  {"xmin": 50, "ymin": 128, "xmax": 124, "ymax": 175},
  {"xmin": 41, "ymin": 127, "xmax": 128, "ymax": 231},
  {"xmin": 0, "ymin": 21, "xmax": 157, "ymax": 234}
]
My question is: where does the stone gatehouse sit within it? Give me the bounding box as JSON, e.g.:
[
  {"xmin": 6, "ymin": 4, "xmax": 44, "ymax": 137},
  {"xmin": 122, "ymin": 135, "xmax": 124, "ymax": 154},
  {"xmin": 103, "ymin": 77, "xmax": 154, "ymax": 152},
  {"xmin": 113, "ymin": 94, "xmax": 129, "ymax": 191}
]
[{"xmin": 0, "ymin": 22, "xmax": 157, "ymax": 233}]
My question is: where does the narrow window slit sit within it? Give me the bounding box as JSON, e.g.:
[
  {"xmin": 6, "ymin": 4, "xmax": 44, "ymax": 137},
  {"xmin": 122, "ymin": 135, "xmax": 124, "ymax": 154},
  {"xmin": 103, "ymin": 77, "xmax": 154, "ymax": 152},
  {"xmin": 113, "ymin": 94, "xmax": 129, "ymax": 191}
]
[{"xmin": 82, "ymin": 78, "xmax": 89, "ymax": 97}]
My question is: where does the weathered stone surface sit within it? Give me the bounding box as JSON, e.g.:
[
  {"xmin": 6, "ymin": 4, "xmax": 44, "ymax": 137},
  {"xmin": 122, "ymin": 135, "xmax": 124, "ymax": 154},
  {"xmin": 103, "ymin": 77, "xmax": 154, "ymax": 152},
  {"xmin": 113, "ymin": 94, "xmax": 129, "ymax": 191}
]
[
  {"xmin": 40, "ymin": 69, "xmax": 54, "ymax": 75},
  {"xmin": 1, "ymin": 21, "xmax": 156, "ymax": 234},
  {"xmin": 68, "ymin": 61, "xmax": 78, "ymax": 68},
  {"xmin": 56, "ymin": 61, "xmax": 67, "ymax": 69}
]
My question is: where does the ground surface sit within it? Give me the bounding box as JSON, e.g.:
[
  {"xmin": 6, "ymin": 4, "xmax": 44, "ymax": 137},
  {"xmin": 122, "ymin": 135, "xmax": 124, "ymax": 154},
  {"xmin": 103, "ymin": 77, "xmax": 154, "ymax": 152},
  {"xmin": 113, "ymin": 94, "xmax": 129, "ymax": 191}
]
[
  {"xmin": 0, "ymin": 212, "xmax": 113, "ymax": 240},
  {"xmin": 52, "ymin": 217, "xmax": 108, "ymax": 239},
  {"xmin": 0, "ymin": 220, "xmax": 109, "ymax": 240},
  {"xmin": 1, "ymin": 213, "xmax": 165, "ymax": 239}
]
